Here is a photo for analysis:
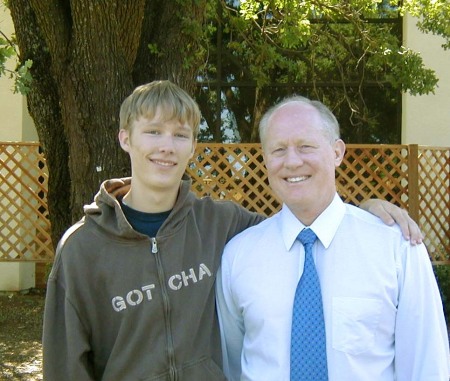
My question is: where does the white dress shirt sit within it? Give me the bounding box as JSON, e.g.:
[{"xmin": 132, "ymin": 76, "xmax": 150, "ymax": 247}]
[{"xmin": 216, "ymin": 194, "xmax": 450, "ymax": 381}]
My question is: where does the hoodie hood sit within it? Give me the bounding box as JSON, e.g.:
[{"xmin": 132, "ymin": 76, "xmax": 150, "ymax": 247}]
[{"xmin": 83, "ymin": 176, "xmax": 195, "ymax": 239}]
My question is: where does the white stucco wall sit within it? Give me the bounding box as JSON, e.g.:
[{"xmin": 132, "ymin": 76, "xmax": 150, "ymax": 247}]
[
  {"xmin": 0, "ymin": 5, "xmax": 36, "ymax": 141},
  {"xmin": 0, "ymin": 6, "xmax": 22, "ymax": 141},
  {"xmin": 402, "ymin": 15, "xmax": 450, "ymax": 146}
]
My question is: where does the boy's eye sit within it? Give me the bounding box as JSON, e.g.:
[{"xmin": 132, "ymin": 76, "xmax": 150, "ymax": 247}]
[{"xmin": 175, "ymin": 128, "xmax": 193, "ymax": 138}]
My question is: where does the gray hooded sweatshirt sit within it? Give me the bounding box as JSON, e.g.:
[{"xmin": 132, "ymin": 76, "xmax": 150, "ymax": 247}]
[{"xmin": 43, "ymin": 177, "xmax": 264, "ymax": 381}]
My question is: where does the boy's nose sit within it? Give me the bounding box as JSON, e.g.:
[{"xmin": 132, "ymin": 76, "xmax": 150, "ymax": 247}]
[{"xmin": 159, "ymin": 135, "xmax": 175, "ymax": 152}]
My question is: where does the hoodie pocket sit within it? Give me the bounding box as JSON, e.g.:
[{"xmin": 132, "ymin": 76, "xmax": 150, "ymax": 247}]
[{"xmin": 332, "ymin": 297, "xmax": 382, "ymax": 355}]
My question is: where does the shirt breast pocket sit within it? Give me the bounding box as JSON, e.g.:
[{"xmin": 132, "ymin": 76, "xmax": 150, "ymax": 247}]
[{"xmin": 331, "ymin": 297, "xmax": 382, "ymax": 355}]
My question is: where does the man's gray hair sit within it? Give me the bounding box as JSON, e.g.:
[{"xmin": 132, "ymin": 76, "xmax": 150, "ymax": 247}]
[{"xmin": 259, "ymin": 96, "xmax": 340, "ymax": 146}]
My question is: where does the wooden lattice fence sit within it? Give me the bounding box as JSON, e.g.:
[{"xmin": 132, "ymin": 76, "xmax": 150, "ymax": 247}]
[
  {"xmin": 0, "ymin": 142, "xmax": 51, "ymax": 261},
  {"xmin": 1, "ymin": 142, "xmax": 449, "ymax": 264}
]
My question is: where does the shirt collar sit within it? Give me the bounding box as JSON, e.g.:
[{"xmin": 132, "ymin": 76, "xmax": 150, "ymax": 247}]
[{"xmin": 280, "ymin": 193, "xmax": 346, "ymax": 251}]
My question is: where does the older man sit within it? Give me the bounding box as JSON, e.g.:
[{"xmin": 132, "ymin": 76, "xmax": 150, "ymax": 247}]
[{"xmin": 216, "ymin": 96, "xmax": 450, "ymax": 381}]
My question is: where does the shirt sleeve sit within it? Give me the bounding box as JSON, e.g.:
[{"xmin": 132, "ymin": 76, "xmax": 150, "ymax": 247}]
[
  {"xmin": 394, "ymin": 241, "xmax": 450, "ymax": 380},
  {"xmin": 216, "ymin": 250, "xmax": 245, "ymax": 381},
  {"xmin": 42, "ymin": 260, "xmax": 95, "ymax": 381}
]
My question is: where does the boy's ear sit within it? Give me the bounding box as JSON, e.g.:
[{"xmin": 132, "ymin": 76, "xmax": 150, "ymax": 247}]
[{"xmin": 118, "ymin": 129, "xmax": 131, "ymax": 152}]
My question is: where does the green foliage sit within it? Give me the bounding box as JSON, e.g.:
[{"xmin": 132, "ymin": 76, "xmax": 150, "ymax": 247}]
[
  {"xmin": 147, "ymin": 43, "xmax": 162, "ymax": 57},
  {"xmin": 0, "ymin": 36, "xmax": 14, "ymax": 75},
  {"xmin": 402, "ymin": 0, "xmax": 450, "ymax": 49},
  {"xmin": 434, "ymin": 265, "xmax": 450, "ymax": 321},
  {"xmin": 216, "ymin": 0, "xmax": 443, "ymax": 95},
  {"xmin": 14, "ymin": 59, "xmax": 33, "ymax": 94},
  {"xmin": 385, "ymin": 47, "xmax": 438, "ymax": 95},
  {"xmin": 0, "ymin": 32, "xmax": 33, "ymax": 95},
  {"xmin": 192, "ymin": 0, "xmax": 450, "ymax": 142},
  {"xmin": 153, "ymin": 1, "xmax": 216, "ymax": 75},
  {"xmin": 432, "ymin": 239, "xmax": 450, "ymax": 321}
]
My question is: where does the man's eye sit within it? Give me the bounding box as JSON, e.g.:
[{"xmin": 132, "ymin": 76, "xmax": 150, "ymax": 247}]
[{"xmin": 175, "ymin": 133, "xmax": 190, "ymax": 139}]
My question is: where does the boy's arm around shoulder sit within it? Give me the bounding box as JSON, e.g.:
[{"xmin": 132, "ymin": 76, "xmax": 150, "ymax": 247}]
[
  {"xmin": 206, "ymin": 199, "xmax": 264, "ymax": 241},
  {"xmin": 359, "ymin": 199, "xmax": 423, "ymax": 244}
]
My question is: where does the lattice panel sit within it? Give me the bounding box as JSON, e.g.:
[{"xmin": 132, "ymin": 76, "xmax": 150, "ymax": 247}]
[
  {"xmin": 187, "ymin": 144, "xmax": 281, "ymax": 216},
  {"xmin": 417, "ymin": 147, "xmax": 450, "ymax": 264},
  {"xmin": 0, "ymin": 142, "xmax": 448, "ymax": 264},
  {"xmin": 0, "ymin": 143, "xmax": 52, "ymax": 261},
  {"xmin": 188, "ymin": 144, "xmax": 411, "ymax": 215},
  {"xmin": 337, "ymin": 145, "xmax": 409, "ymax": 208}
]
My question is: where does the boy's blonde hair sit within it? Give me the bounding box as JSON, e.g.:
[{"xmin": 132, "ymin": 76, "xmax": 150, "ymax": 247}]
[{"xmin": 119, "ymin": 80, "xmax": 201, "ymax": 138}]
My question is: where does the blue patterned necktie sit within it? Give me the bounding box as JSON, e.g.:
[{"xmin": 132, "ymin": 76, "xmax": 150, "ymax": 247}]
[{"xmin": 290, "ymin": 228, "xmax": 328, "ymax": 381}]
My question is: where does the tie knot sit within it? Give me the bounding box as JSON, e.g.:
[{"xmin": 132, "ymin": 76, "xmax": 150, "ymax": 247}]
[{"xmin": 297, "ymin": 228, "xmax": 317, "ymax": 246}]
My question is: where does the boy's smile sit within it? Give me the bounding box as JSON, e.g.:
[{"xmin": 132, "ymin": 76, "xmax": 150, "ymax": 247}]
[{"xmin": 119, "ymin": 114, "xmax": 196, "ymax": 212}]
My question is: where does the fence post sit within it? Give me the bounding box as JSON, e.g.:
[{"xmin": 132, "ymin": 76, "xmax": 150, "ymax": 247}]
[{"xmin": 407, "ymin": 144, "xmax": 420, "ymax": 223}]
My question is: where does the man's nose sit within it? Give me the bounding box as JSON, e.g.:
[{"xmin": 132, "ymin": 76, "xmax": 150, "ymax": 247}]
[{"xmin": 284, "ymin": 147, "xmax": 304, "ymax": 167}]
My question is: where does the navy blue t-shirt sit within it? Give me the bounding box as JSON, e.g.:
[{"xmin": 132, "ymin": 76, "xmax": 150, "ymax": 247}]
[{"xmin": 120, "ymin": 199, "xmax": 171, "ymax": 238}]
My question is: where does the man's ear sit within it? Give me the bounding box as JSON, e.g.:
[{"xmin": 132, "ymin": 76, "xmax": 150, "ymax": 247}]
[
  {"xmin": 118, "ymin": 129, "xmax": 131, "ymax": 153},
  {"xmin": 334, "ymin": 139, "xmax": 346, "ymax": 167}
]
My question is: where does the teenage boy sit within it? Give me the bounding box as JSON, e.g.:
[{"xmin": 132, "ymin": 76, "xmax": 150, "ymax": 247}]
[{"xmin": 43, "ymin": 81, "xmax": 422, "ymax": 381}]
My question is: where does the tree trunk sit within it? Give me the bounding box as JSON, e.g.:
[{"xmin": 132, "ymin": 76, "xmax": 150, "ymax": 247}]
[
  {"xmin": 8, "ymin": 0, "xmax": 209, "ymax": 248},
  {"xmin": 28, "ymin": 1, "xmax": 143, "ymax": 221},
  {"xmin": 9, "ymin": 0, "xmax": 71, "ymax": 247},
  {"xmin": 133, "ymin": 0, "xmax": 207, "ymax": 93}
]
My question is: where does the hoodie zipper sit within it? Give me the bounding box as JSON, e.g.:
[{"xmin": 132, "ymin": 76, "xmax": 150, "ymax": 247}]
[
  {"xmin": 151, "ymin": 237, "xmax": 178, "ymax": 381},
  {"xmin": 151, "ymin": 238, "xmax": 158, "ymax": 254}
]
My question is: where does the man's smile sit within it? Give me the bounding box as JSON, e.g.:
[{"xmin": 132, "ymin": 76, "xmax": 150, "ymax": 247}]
[{"xmin": 285, "ymin": 175, "xmax": 310, "ymax": 183}]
